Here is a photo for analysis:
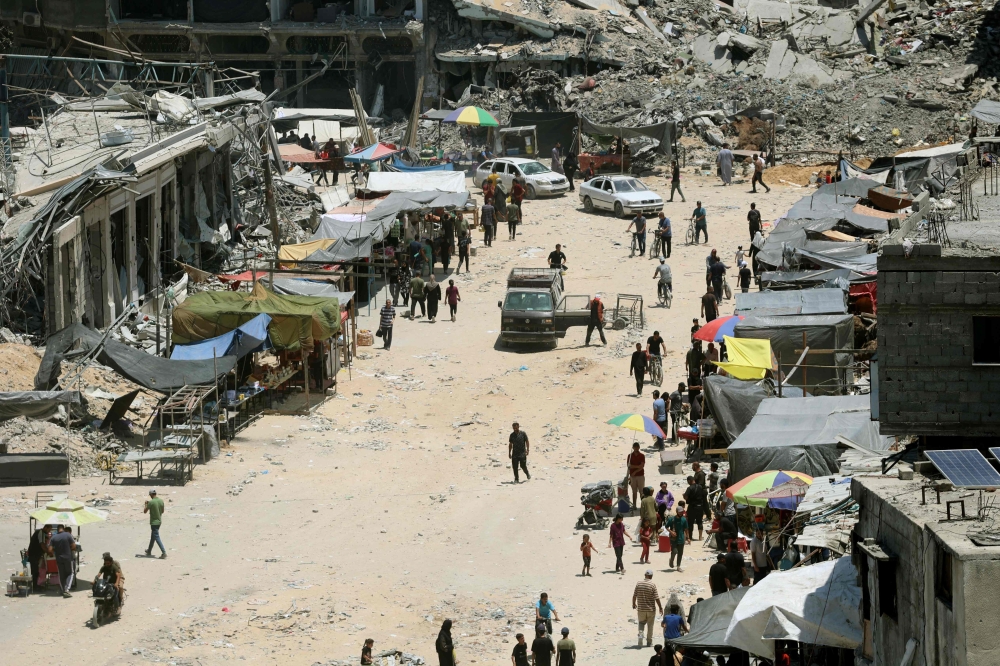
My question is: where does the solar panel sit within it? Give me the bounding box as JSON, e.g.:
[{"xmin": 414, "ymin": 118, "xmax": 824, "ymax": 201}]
[
  {"xmin": 989, "ymin": 447, "xmax": 1000, "ymax": 464},
  {"xmin": 926, "ymin": 449, "xmax": 1000, "ymax": 488}
]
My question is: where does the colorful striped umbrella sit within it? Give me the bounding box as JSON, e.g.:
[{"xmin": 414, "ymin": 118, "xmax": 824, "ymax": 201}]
[
  {"xmin": 747, "ymin": 478, "xmax": 810, "ymax": 510},
  {"xmin": 693, "ymin": 315, "xmax": 744, "ymax": 342},
  {"xmin": 442, "ymin": 106, "xmax": 499, "ymax": 127},
  {"xmin": 727, "ymin": 470, "xmax": 813, "ymax": 507},
  {"xmin": 606, "ymin": 413, "xmax": 666, "ymax": 438},
  {"xmin": 343, "ymin": 142, "xmax": 400, "ymax": 164}
]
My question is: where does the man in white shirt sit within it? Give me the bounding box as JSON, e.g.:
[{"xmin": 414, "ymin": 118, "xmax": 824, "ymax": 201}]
[{"xmin": 749, "ymin": 528, "xmax": 772, "ymax": 584}]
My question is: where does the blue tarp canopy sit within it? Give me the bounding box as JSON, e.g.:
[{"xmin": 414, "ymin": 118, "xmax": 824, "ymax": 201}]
[{"xmin": 170, "ymin": 313, "xmax": 272, "ymax": 361}]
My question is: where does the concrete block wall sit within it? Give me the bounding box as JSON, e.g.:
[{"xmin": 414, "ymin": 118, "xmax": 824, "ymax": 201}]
[
  {"xmin": 878, "ymin": 267, "xmax": 1000, "ymax": 435},
  {"xmin": 853, "ymin": 482, "xmax": 927, "ymax": 666}
]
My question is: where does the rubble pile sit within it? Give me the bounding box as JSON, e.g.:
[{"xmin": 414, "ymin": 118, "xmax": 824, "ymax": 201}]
[
  {"xmin": 424, "ymin": 0, "xmax": 998, "ymax": 162},
  {"xmin": 0, "ymin": 416, "xmax": 114, "ymax": 476}
]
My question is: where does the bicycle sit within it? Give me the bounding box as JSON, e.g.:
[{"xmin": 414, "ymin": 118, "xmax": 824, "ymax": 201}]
[
  {"xmin": 656, "ymin": 279, "xmax": 673, "ymax": 309},
  {"xmin": 649, "ymin": 354, "xmax": 663, "ymax": 387},
  {"xmin": 629, "ymin": 231, "xmax": 645, "ymax": 258},
  {"xmin": 722, "ymin": 276, "xmax": 733, "ymax": 300},
  {"xmin": 685, "ymin": 218, "xmax": 696, "ymax": 245}
]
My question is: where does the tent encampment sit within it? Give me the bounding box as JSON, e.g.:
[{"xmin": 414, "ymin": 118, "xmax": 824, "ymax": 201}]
[
  {"xmin": 172, "ymin": 283, "xmax": 341, "ymax": 352},
  {"xmin": 724, "ymin": 557, "xmax": 862, "ymax": 659},
  {"xmin": 727, "ymin": 395, "xmax": 889, "ymax": 480},
  {"xmin": 734, "ymin": 314, "xmax": 854, "ymax": 395}
]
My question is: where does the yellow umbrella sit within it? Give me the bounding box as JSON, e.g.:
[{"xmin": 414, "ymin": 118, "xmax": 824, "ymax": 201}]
[{"xmin": 30, "ymin": 500, "xmax": 108, "ymax": 527}]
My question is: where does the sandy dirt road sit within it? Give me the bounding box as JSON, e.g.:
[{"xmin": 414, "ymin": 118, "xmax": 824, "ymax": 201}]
[{"xmin": 0, "ymin": 170, "xmax": 801, "ymax": 666}]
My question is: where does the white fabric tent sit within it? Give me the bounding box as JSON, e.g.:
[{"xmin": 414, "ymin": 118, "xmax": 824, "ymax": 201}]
[
  {"xmin": 365, "ymin": 171, "xmax": 466, "ymax": 193},
  {"xmin": 724, "ymin": 558, "xmax": 862, "ymax": 659}
]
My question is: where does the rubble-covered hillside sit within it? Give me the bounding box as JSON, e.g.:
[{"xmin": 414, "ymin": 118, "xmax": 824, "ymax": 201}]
[{"xmin": 422, "ymin": 0, "xmax": 998, "ymax": 160}]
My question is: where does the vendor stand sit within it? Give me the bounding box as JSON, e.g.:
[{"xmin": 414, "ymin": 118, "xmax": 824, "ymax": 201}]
[{"xmin": 22, "ymin": 497, "xmax": 108, "ymax": 594}]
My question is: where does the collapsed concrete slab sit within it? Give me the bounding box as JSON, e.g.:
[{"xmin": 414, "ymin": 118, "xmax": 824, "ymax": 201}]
[
  {"xmin": 764, "ymin": 39, "xmax": 795, "ymax": 80},
  {"xmin": 450, "ymin": 0, "xmax": 555, "ymax": 38},
  {"xmin": 691, "ymin": 33, "xmax": 734, "ymax": 74}
]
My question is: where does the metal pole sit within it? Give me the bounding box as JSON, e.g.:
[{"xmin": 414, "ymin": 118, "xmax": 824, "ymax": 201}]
[
  {"xmin": 801, "ymin": 331, "xmax": 808, "ymax": 396},
  {"xmin": 777, "ymin": 351, "xmax": 782, "ymax": 397}
]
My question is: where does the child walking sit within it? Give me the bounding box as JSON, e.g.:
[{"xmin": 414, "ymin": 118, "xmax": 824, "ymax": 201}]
[
  {"xmin": 580, "ymin": 534, "xmax": 599, "ymax": 576},
  {"xmin": 639, "ymin": 519, "xmax": 652, "ymax": 564},
  {"xmin": 446, "ymin": 279, "xmax": 461, "ymax": 322}
]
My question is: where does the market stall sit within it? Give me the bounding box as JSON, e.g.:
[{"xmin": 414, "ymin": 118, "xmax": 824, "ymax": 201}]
[{"xmin": 172, "ymin": 283, "xmax": 343, "ymax": 414}]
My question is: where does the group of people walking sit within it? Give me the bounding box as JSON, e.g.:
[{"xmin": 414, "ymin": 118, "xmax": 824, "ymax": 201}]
[{"xmin": 481, "ymin": 173, "xmax": 525, "ymax": 245}]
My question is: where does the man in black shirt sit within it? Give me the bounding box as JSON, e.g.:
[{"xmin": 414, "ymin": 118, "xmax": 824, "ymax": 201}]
[
  {"xmin": 531, "ymin": 628, "xmax": 555, "ymax": 666},
  {"xmin": 709, "ymin": 553, "xmax": 731, "ymax": 596},
  {"xmin": 701, "ymin": 286, "xmax": 718, "ymax": 322},
  {"xmin": 630, "ymin": 342, "xmax": 648, "ymax": 396},
  {"xmin": 725, "ymin": 544, "xmax": 747, "ymax": 589},
  {"xmin": 647, "ymin": 331, "xmax": 667, "ymax": 357},
  {"xmin": 683, "ymin": 476, "xmax": 706, "ymax": 541},
  {"xmin": 668, "ymin": 382, "xmax": 685, "ymax": 444},
  {"xmin": 709, "ymin": 259, "xmax": 727, "ymax": 302},
  {"xmin": 747, "ymin": 202, "xmax": 762, "ymax": 240},
  {"xmin": 508, "ymin": 422, "xmax": 530, "ymax": 483},
  {"xmin": 690, "ymin": 318, "xmax": 700, "ymax": 341},
  {"xmin": 738, "ymin": 262, "xmax": 752, "ymax": 293},
  {"xmin": 512, "ymin": 633, "xmax": 530, "ymax": 666},
  {"xmin": 547, "ymin": 244, "xmax": 566, "ymax": 270},
  {"xmin": 684, "ymin": 342, "xmax": 705, "ymax": 378}
]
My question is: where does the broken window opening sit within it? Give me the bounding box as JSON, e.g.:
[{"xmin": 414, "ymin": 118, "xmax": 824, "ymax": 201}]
[
  {"xmin": 119, "ymin": 0, "xmax": 189, "ymax": 21},
  {"xmin": 160, "ymin": 181, "xmax": 177, "ymax": 284},
  {"xmin": 876, "ymin": 560, "xmax": 897, "ymax": 620},
  {"xmin": 109, "ymin": 208, "xmax": 128, "ymax": 316},
  {"xmin": 135, "ymin": 195, "xmax": 155, "ymax": 299},
  {"xmin": 972, "ymin": 316, "xmax": 1000, "ymax": 365},
  {"xmin": 935, "ymin": 546, "xmax": 953, "ymax": 608},
  {"xmin": 85, "ymin": 222, "xmax": 108, "ymax": 329}
]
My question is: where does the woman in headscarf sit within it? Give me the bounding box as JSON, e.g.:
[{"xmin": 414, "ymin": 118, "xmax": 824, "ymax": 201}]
[
  {"xmin": 425, "ymin": 274, "xmax": 442, "ymax": 323},
  {"xmin": 436, "ymin": 619, "xmax": 455, "ymax": 666}
]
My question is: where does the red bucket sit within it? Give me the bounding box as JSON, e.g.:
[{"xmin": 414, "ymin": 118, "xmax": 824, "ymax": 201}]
[{"xmin": 658, "ymin": 535, "xmax": 672, "ymax": 552}]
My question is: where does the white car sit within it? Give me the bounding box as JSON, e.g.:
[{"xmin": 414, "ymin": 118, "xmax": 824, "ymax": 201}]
[
  {"xmin": 579, "ymin": 175, "xmax": 664, "ymax": 218},
  {"xmin": 473, "ymin": 157, "xmax": 570, "ymax": 198}
]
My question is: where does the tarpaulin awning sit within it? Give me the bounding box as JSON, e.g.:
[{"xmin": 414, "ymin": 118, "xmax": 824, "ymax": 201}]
[
  {"xmin": 724, "ymin": 558, "xmax": 862, "ymax": 659},
  {"xmin": 313, "ymin": 191, "xmax": 470, "ymax": 242},
  {"xmin": 760, "ymin": 269, "xmax": 873, "ymax": 290},
  {"xmin": 714, "ymin": 335, "xmax": 773, "ymax": 380},
  {"xmin": 364, "ymin": 171, "xmax": 466, "ymax": 193},
  {"xmin": 278, "ymin": 238, "xmax": 337, "ymax": 263},
  {"xmin": 270, "ymin": 279, "xmax": 354, "ymax": 302},
  {"xmin": 728, "ymin": 395, "xmax": 890, "ymax": 481},
  {"xmin": 509, "ymin": 112, "xmax": 578, "ymax": 154},
  {"xmin": 0, "ymin": 391, "xmax": 81, "ymax": 421},
  {"xmin": 305, "ymin": 236, "xmax": 374, "ymax": 262},
  {"xmin": 971, "ymin": 99, "xmax": 1000, "ymax": 125},
  {"xmin": 170, "ymin": 313, "xmax": 271, "ymax": 361},
  {"xmin": 579, "ymin": 116, "xmax": 674, "ymax": 156},
  {"xmin": 702, "ymin": 375, "xmax": 770, "ymax": 444},
  {"xmin": 734, "ymin": 314, "xmax": 855, "ymax": 395},
  {"xmin": 816, "ymin": 177, "xmax": 886, "ymax": 199},
  {"xmin": 172, "ymin": 282, "xmax": 341, "ymax": 352},
  {"xmin": 279, "ymin": 144, "xmax": 335, "ymax": 165},
  {"xmin": 784, "ymin": 194, "xmax": 889, "ymax": 233},
  {"xmin": 389, "ymin": 157, "xmax": 455, "ymax": 171},
  {"xmin": 671, "ymin": 588, "xmax": 750, "ymax": 653},
  {"xmin": 344, "ymin": 142, "xmax": 401, "ymax": 164},
  {"xmin": 734, "ymin": 288, "xmax": 847, "ymax": 317},
  {"xmin": 35, "ymin": 324, "xmax": 236, "ymax": 393}
]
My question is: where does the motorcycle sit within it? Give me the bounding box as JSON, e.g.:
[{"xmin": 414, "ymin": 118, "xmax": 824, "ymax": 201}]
[{"xmin": 91, "ymin": 577, "xmax": 122, "ymax": 627}]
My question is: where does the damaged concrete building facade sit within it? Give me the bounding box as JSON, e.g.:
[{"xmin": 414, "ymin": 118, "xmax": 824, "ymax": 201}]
[
  {"xmin": 0, "ymin": 0, "xmax": 431, "ymax": 115},
  {"xmin": 1, "ymin": 106, "xmax": 243, "ymax": 336}
]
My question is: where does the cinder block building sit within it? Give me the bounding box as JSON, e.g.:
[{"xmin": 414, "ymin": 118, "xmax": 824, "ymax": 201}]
[
  {"xmin": 876, "ymin": 191, "xmax": 1000, "ymax": 437},
  {"xmin": 852, "ymin": 474, "xmax": 1000, "ymax": 666}
]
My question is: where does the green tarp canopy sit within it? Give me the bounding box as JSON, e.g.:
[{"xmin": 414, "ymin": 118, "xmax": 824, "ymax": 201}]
[{"xmin": 172, "ymin": 283, "xmax": 341, "ymax": 352}]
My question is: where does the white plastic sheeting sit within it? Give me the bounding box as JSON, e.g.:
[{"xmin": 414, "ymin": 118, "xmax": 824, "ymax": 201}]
[
  {"xmin": 724, "ymin": 557, "xmax": 862, "ymax": 659},
  {"xmin": 365, "ymin": 171, "xmax": 467, "ymax": 193}
]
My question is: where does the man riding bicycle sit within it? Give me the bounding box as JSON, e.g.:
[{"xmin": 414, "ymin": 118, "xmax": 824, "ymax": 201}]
[
  {"xmin": 646, "ymin": 330, "xmax": 667, "ymax": 387},
  {"xmin": 652, "ymin": 258, "xmax": 672, "ymax": 302}
]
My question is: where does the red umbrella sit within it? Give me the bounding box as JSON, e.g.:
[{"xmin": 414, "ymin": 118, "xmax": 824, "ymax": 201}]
[{"xmin": 693, "ymin": 315, "xmax": 744, "ymax": 342}]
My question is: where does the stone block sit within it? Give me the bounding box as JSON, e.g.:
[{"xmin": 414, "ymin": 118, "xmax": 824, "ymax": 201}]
[
  {"xmin": 942, "ymin": 272, "xmax": 964, "ymax": 283},
  {"xmin": 965, "ymin": 293, "xmax": 987, "ymax": 305}
]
